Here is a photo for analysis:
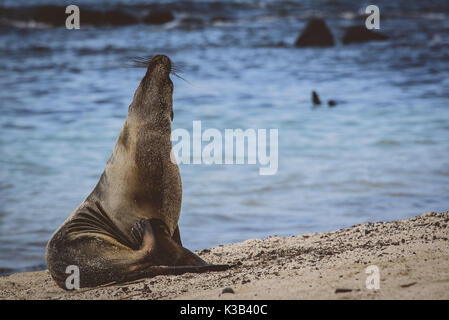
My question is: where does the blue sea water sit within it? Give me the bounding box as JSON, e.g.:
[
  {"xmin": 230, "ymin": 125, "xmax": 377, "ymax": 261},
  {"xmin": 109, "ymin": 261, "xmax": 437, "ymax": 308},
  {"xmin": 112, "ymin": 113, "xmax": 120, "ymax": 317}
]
[{"xmin": 0, "ymin": 0, "xmax": 448, "ymax": 275}]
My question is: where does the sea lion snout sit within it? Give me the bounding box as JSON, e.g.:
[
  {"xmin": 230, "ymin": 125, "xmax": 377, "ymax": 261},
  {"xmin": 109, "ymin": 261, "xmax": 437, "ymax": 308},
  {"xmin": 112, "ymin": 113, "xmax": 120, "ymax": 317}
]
[
  {"xmin": 133, "ymin": 54, "xmax": 174, "ymax": 120},
  {"xmin": 147, "ymin": 54, "xmax": 172, "ymax": 76},
  {"xmin": 140, "ymin": 54, "xmax": 173, "ymax": 91},
  {"xmin": 144, "ymin": 55, "xmax": 173, "ymax": 91}
]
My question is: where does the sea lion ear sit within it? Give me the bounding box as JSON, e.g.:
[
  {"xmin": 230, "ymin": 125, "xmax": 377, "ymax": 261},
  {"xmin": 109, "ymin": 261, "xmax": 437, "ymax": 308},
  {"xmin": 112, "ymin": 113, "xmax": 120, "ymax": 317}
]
[{"xmin": 170, "ymin": 110, "xmax": 174, "ymax": 121}]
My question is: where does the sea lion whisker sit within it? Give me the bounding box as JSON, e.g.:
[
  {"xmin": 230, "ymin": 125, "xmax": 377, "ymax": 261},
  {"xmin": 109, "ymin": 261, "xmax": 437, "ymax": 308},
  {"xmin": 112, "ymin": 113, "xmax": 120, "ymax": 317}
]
[
  {"xmin": 128, "ymin": 55, "xmax": 159, "ymax": 68},
  {"xmin": 125, "ymin": 56, "xmax": 193, "ymax": 85},
  {"xmin": 170, "ymin": 62, "xmax": 186, "ymax": 73},
  {"xmin": 171, "ymin": 71, "xmax": 194, "ymax": 86},
  {"xmin": 127, "ymin": 55, "xmax": 186, "ymax": 74}
]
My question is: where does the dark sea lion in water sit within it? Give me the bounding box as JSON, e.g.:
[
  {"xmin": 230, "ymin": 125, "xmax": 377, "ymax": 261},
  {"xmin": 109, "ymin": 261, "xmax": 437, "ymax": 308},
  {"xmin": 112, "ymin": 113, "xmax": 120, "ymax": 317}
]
[
  {"xmin": 312, "ymin": 90, "xmax": 321, "ymax": 105},
  {"xmin": 327, "ymin": 100, "xmax": 337, "ymax": 107},
  {"xmin": 46, "ymin": 55, "xmax": 229, "ymax": 289}
]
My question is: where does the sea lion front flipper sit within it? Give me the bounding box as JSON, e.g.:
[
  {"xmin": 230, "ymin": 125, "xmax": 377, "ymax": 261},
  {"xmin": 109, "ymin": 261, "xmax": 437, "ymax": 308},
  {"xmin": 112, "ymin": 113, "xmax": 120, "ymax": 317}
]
[
  {"xmin": 113, "ymin": 264, "xmax": 232, "ymax": 285},
  {"xmin": 146, "ymin": 219, "xmax": 227, "ymax": 268},
  {"xmin": 148, "ymin": 264, "xmax": 232, "ymax": 277},
  {"xmin": 176, "ymin": 246, "xmax": 210, "ymax": 266},
  {"xmin": 172, "ymin": 224, "xmax": 182, "ymax": 246},
  {"xmin": 131, "ymin": 219, "xmax": 156, "ymax": 252}
]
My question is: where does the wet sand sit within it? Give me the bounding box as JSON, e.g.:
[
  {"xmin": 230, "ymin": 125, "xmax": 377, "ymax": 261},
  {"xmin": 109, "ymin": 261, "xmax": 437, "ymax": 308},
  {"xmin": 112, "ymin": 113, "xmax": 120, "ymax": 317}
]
[{"xmin": 1, "ymin": 211, "xmax": 448, "ymax": 300}]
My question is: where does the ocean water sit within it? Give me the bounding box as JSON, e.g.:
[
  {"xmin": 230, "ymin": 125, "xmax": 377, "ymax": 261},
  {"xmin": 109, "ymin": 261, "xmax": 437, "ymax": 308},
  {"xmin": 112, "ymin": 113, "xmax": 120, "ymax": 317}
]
[{"xmin": 0, "ymin": 0, "xmax": 449, "ymax": 275}]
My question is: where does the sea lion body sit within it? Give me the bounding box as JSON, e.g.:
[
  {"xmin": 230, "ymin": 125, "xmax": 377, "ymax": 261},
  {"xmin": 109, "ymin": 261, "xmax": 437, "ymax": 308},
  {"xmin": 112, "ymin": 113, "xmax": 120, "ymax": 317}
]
[{"xmin": 46, "ymin": 55, "xmax": 227, "ymax": 289}]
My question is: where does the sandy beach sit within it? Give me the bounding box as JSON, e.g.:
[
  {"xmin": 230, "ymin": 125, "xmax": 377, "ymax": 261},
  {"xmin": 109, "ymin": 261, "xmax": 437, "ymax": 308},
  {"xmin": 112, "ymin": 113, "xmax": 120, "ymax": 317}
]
[{"xmin": 0, "ymin": 211, "xmax": 448, "ymax": 300}]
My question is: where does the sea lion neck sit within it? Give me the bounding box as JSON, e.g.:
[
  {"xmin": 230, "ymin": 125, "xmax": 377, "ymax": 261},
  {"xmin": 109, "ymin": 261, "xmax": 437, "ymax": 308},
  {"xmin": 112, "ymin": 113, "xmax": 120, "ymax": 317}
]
[
  {"xmin": 127, "ymin": 54, "xmax": 174, "ymax": 132},
  {"xmin": 127, "ymin": 104, "xmax": 172, "ymax": 134}
]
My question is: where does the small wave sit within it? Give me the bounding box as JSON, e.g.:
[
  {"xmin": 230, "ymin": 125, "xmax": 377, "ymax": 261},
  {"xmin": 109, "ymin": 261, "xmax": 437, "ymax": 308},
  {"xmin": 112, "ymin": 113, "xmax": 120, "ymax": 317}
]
[
  {"xmin": 3, "ymin": 122, "xmax": 36, "ymax": 130},
  {"xmin": 340, "ymin": 11, "xmax": 357, "ymax": 20},
  {"xmin": 355, "ymin": 180, "xmax": 403, "ymax": 188},
  {"xmin": 376, "ymin": 139, "xmax": 400, "ymax": 146},
  {"xmin": 211, "ymin": 16, "xmax": 234, "ymax": 25},
  {"xmin": 178, "ymin": 17, "xmax": 205, "ymax": 30},
  {"xmin": 413, "ymin": 139, "xmax": 436, "ymax": 145},
  {"xmin": 433, "ymin": 169, "xmax": 449, "ymax": 176},
  {"xmin": 0, "ymin": 18, "xmax": 52, "ymax": 29},
  {"xmin": 254, "ymin": 41, "xmax": 290, "ymax": 48},
  {"xmin": 28, "ymin": 45, "xmax": 52, "ymax": 53},
  {"xmin": 386, "ymin": 192, "xmax": 418, "ymax": 198},
  {"xmin": 0, "ymin": 184, "xmax": 14, "ymax": 191},
  {"xmin": 76, "ymin": 45, "xmax": 130, "ymax": 56}
]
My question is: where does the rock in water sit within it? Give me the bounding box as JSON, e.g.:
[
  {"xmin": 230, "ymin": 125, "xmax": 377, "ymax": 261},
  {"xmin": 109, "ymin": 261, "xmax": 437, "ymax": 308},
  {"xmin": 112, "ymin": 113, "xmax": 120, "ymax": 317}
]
[
  {"xmin": 143, "ymin": 10, "xmax": 174, "ymax": 25},
  {"xmin": 179, "ymin": 17, "xmax": 204, "ymax": 30},
  {"xmin": 342, "ymin": 26, "xmax": 388, "ymax": 44},
  {"xmin": 30, "ymin": 6, "xmax": 138, "ymax": 26},
  {"xmin": 30, "ymin": 5, "xmax": 66, "ymax": 26},
  {"xmin": 312, "ymin": 91, "xmax": 321, "ymax": 105},
  {"xmin": 295, "ymin": 18, "xmax": 334, "ymax": 47},
  {"xmin": 100, "ymin": 10, "xmax": 138, "ymax": 26}
]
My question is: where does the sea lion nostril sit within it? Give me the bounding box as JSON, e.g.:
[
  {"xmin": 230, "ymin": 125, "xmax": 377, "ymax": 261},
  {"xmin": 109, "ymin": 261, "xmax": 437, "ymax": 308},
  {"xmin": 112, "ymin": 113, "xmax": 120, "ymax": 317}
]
[{"xmin": 159, "ymin": 56, "xmax": 172, "ymax": 71}]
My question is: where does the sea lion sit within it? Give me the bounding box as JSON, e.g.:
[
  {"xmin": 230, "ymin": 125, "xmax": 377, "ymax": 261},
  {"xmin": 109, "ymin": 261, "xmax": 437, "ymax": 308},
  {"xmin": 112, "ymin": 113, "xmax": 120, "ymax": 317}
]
[
  {"xmin": 46, "ymin": 55, "xmax": 229, "ymax": 289},
  {"xmin": 327, "ymin": 100, "xmax": 337, "ymax": 107},
  {"xmin": 312, "ymin": 90, "xmax": 321, "ymax": 105}
]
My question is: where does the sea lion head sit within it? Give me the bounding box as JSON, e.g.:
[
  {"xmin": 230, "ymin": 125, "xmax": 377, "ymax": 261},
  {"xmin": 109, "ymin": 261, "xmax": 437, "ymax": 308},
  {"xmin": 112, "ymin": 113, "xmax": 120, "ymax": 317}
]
[{"xmin": 131, "ymin": 54, "xmax": 174, "ymax": 121}]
